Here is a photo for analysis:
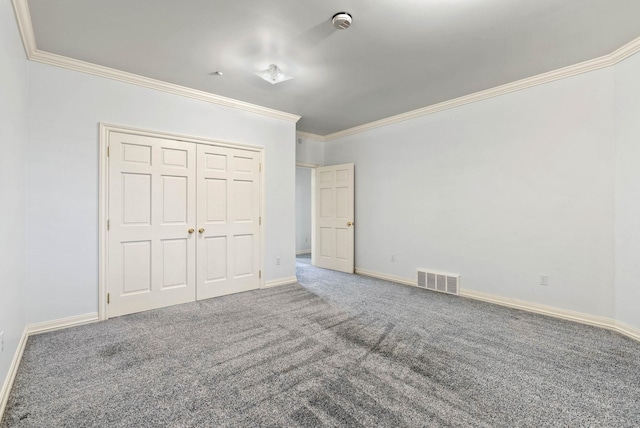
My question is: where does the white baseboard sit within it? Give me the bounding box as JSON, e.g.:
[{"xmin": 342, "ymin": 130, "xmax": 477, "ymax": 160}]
[
  {"xmin": 356, "ymin": 266, "xmax": 640, "ymax": 342},
  {"xmin": 296, "ymin": 250, "xmax": 311, "ymax": 255},
  {"xmin": 355, "ymin": 267, "xmax": 416, "ymax": 287},
  {"xmin": 0, "ymin": 326, "xmax": 28, "ymax": 421},
  {"xmin": 459, "ymin": 289, "xmax": 616, "ymax": 330},
  {"xmin": 615, "ymin": 320, "xmax": 640, "ymax": 342},
  {"xmin": 264, "ymin": 276, "xmax": 298, "ymax": 288},
  {"xmin": 0, "ymin": 312, "xmax": 99, "ymax": 421},
  {"xmin": 27, "ymin": 312, "xmax": 99, "ymax": 336}
]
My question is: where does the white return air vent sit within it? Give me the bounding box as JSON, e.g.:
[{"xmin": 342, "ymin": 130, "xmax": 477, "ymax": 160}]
[{"xmin": 417, "ymin": 269, "xmax": 459, "ymax": 295}]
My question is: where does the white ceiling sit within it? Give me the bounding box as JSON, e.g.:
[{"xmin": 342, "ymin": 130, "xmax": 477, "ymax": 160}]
[{"xmin": 27, "ymin": 0, "xmax": 640, "ymax": 135}]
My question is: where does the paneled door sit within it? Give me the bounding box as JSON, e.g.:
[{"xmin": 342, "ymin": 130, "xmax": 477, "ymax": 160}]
[
  {"xmin": 107, "ymin": 133, "xmax": 197, "ymax": 317},
  {"xmin": 107, "ymin": 130, "xmax": 262, "ymax": 318},
  {"xmin": 196, "ymin": 144, "xmax": 261, "ymax": 299},
  {"xmin": 314, "ymin": 163, "xmax": 354, "ymax": 273}
]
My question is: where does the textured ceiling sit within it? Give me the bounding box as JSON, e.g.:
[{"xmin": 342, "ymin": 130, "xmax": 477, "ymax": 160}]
[{"xmin": 27, "ymin": 0, "xmax": 640, "ymax": 135}]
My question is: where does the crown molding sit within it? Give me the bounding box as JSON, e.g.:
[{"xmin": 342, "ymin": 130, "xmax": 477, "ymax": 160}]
[
  {"xmin": 12, "ymin": 0, "xmax": 640, "ymax": 136},
  {"xmin": 27, "ymin": 50, "xmax": 301, "ymax": 123},
  {"xmin": 11, "ymin": 1, "xmax": 300, "ymax": 124},
  {"xmin": 323, "ymin": 35, "xmax": 640, "ymax": 141},
  {"xmin": 296, "ymin": 131, "xmax": 326, "ymax": 142},
  {"xmin": 11, "ymin": 0, "xmax": 35, "ymax": 57}
]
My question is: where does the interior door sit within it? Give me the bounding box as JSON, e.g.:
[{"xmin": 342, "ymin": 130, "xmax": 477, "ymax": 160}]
[
  {"xmin": 107, "ymin": 133, "xmax": 197, "ymax": 317},
  {"xmin": 196, "ymin": 144, "xmax": 261, "ymax": 299},
  {"xmin": 314, "ymin": 163, "xmax": 355, "ymax": 273}
]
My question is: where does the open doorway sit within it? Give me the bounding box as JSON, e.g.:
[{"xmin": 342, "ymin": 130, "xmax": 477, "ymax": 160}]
[
  {"xmin": 296, "ymin": 166, "xmax": 313, "ymax": 262},
  {"xmin": 296, "ymin": 162, "xmax": 355, "ymax": 273}
]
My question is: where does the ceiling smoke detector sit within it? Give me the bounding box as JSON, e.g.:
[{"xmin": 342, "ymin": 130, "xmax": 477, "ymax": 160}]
[{"xmin": 332, "ymin": 12, "xmax": 352, "ymax": 30}]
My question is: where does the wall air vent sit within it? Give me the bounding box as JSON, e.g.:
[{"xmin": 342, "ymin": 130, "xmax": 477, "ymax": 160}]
[{"xmin": 417, "ymin": 269, "xmax": 459, "ymax": 295}]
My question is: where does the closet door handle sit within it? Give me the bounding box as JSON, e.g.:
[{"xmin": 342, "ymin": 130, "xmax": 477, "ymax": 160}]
[
  {"xmin": 188, "ymin": 228, "xmax": 195, "ymax": 234},
  {"xmin": 198, "ymin": 228, "xmax": 205, "ymax": 233}
]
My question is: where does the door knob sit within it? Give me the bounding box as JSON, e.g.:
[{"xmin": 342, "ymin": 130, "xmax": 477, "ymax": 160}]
[
  {"xmin": 188, "ymin": 228, "xmax": 195, "ymax": 234},
  {"xmin": 198, "ymin": 228, "xmax": 205, "ymax": 233},
  {"xmin": 347, "ymin": 221, "xmax": 354, "ymax": 226}
]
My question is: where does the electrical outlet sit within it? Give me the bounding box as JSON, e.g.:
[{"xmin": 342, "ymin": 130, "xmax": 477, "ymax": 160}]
[
  {"xmin": 0, "ymin": 331, "xmax": 4, "ymax": 353},
  {"xmin": 304, "ymin": 237, "xmax": 308, "ymax": 243},
  {"xmin": 276, "ymin": 257, "xmax": 280, "ymax": 266},
  {"xmin": 391, "ymin": 255, "xmax": 395, "ymax": 262},
  {"xmin": 540, "ymin": 275, "xmax": 549, "ymax": 286}
]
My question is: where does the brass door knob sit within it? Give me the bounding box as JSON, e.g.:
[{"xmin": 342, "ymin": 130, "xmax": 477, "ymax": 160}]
[
  {"xmin": 188, "ymin": 228, "xmax": 195, "ymax": 234},
  {"xmin": 347, "ymin": 221, "xmax": 354, "ymax": 226},
  {"xmin": 198, "ymin": 228, "xmax": 205, "ymax": 233}
]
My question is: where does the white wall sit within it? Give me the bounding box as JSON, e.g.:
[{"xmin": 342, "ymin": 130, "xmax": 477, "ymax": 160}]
[
  {"xmin": 0, "ymin": 0, "xmax": 28, "ymax": 392},
  {"xmin": 26, "ymin": 62, "xmax": 297, "ymax": 324},
  {"xmin": 325, "ymin": 68, "xmax": 617, "ymax": 318},
  {"xmin": 614, "ymin": 52, "xmax": 640, "ymax": 330},
  {"xmin": 295, "ymin": 167, "xmax": 312, "ymax": 254},
  {"xmin": 295, "ymin": 134, "xmax": 324, "ymax": 165}
]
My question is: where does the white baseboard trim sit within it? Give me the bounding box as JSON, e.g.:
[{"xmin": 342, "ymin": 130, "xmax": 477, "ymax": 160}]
[
  {"xmin": 0, "ymin": 327, "xmax": 28, "ymax": 421},
  {"xmin": 459, "ymin": 289, "xmax": 615, "ymax": 330},
  {"xmin": 264, "ymin": 276, "xmax": 298, "ymax": 288},
  {"xmin": 356, "ymin": 266, "xmax": 640, "ymax": 342},
  {"xmin": 615, "ymin": 320, "xmax": 640, "ymax": 342},
  {"xmin": 27, "ymin": 312, "xmax": 99, "ymax": 336},
  {"xmin": 355, "ymin": 267, "xmax": 416, "ymax": 287},
  {"xmin": 0, "ymin": 312, "xmax": 99, "ymax": 421},
  {"xmin": 296, "ymin": 250, "xmax": 311, "ymax": 255}
]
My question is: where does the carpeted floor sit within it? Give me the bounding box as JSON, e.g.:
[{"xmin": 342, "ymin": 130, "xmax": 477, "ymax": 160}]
[{"xmin": 2, "ymin": 254, "xmax": 640, "ymax": 427}]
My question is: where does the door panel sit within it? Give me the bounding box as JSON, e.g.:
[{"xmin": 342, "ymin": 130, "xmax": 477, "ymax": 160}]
[
  {"xmin": 314, "ymin": 163, "xmax": 354, "ymax": 273},
  {"xmin": 205, "ymin": 236, "xmax": 227, "ymax": 281},
  {"xmin": 162, "ymin": 176, "xmax": 188, "ymax": 223},
  {"xmin": 122, "ymin": 173, "xmax": 151, "ymax": 225},
  {"xmin": 122, "ymin": 240, "xmax": 152, "ymax": 294},
  {"xmin": 197, "ymin": 144, "xmax": 260, "ymax": 299},
  {"xmin": 161, "ymin": 238, "xmax": 188, "ymax": 289},
  {"xmin": 108, "ymin": 132, "xmax": 197, "ymax": 317}
]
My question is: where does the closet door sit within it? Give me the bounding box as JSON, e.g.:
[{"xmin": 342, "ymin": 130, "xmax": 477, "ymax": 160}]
[
  {"xmin": 196, "ymin": 145, "xmax": 261, "ymax": 299},
  {"xmin": 108, "ymin": 133, "xmax": 197, "ymax": 317}
]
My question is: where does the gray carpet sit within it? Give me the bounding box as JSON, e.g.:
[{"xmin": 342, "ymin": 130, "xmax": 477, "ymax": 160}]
[{"xmin": 2, "ymin": 255, "xmax": 640, "ymax": 427}]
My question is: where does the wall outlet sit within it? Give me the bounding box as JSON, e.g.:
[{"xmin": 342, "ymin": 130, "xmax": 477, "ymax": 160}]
[
  {"xmin": 0, "ymin": 331, "xmax": 4, "ymax": 353},
  {"xmin": 276, "ymin": 257, "xmax": 280, "ymax": 266},
  {"xmin": 304, "ymin": 237, "xmax": 308, "ymax": 243},
  {"xmin": 540, "ymin": 275, "xmax": 549, "ymax": 286},
  {"xmin": 391, "ymin": 255, "xmax": 396, "ymax": 262}
]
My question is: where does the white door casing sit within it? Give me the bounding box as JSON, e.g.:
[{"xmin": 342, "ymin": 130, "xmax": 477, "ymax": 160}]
[
  {"xmin": 107, "ymin": 132, "xmax": 197, "ymax": 317},
  {"xmin": 314, "ymin": 163, "xmax": 355, "ymax": 273},
  {"xmin": 196, "ymin": 144, "xmax": 261, "ymax": 299},
  {"xmin": 103, "ymin": 125, "xmax": 263, "ymax": 318}
]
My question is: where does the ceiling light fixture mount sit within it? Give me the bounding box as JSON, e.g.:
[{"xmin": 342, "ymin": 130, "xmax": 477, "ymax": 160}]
[
  {"xmin": 255, "ymin": 64, "xmax": 293, "ymax": 85},
  {"xmin": 332, "ymin": 12, "xmax": 352, "ymax": 30}
]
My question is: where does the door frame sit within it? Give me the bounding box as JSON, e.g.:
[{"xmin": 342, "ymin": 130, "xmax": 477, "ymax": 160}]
[
  {"xmin": 296, "ymin": 162, "xmax": 319, "ymax": 265},
  {"xmin": 98, "ymin": 123, "xmax": 265, "ymax": 321}
]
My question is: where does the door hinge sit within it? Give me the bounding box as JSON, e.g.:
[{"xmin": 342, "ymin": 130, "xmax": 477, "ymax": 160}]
[
  {"xmin": 107, "ymin": 146, "xmax": 110, "ymax": 157},
  {"xmin": 107, "ymin": 293, "xmax": 110, "ymax": 304},
  {"xmin": 107, "ymin": 219, "xmax": 110, "ymax": 230},
  {"xmin": 259, "ymin": 163, "xmax": 262, "ymax": 172},
  {"xmin": 259, "ymin": 270, "xmax": 262, "ymax": 279},
  {"xmin": 259, "ymin": 217, "xmax": 261, "ymax": 226}
]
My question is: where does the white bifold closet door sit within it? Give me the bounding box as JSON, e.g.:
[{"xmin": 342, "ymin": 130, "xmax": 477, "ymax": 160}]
[{"xmin": 107, "ymin": 132, "xmax": 260, "ymax": 318}]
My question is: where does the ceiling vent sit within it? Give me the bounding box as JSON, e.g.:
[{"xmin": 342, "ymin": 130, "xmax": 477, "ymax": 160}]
[
  {"xmin": 417, "ymin": 269, "xmax": 459, "ymax": 296},
  {"xmin": 332, "ymin": 13, "xmax": 352, "ymax": 30}
]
